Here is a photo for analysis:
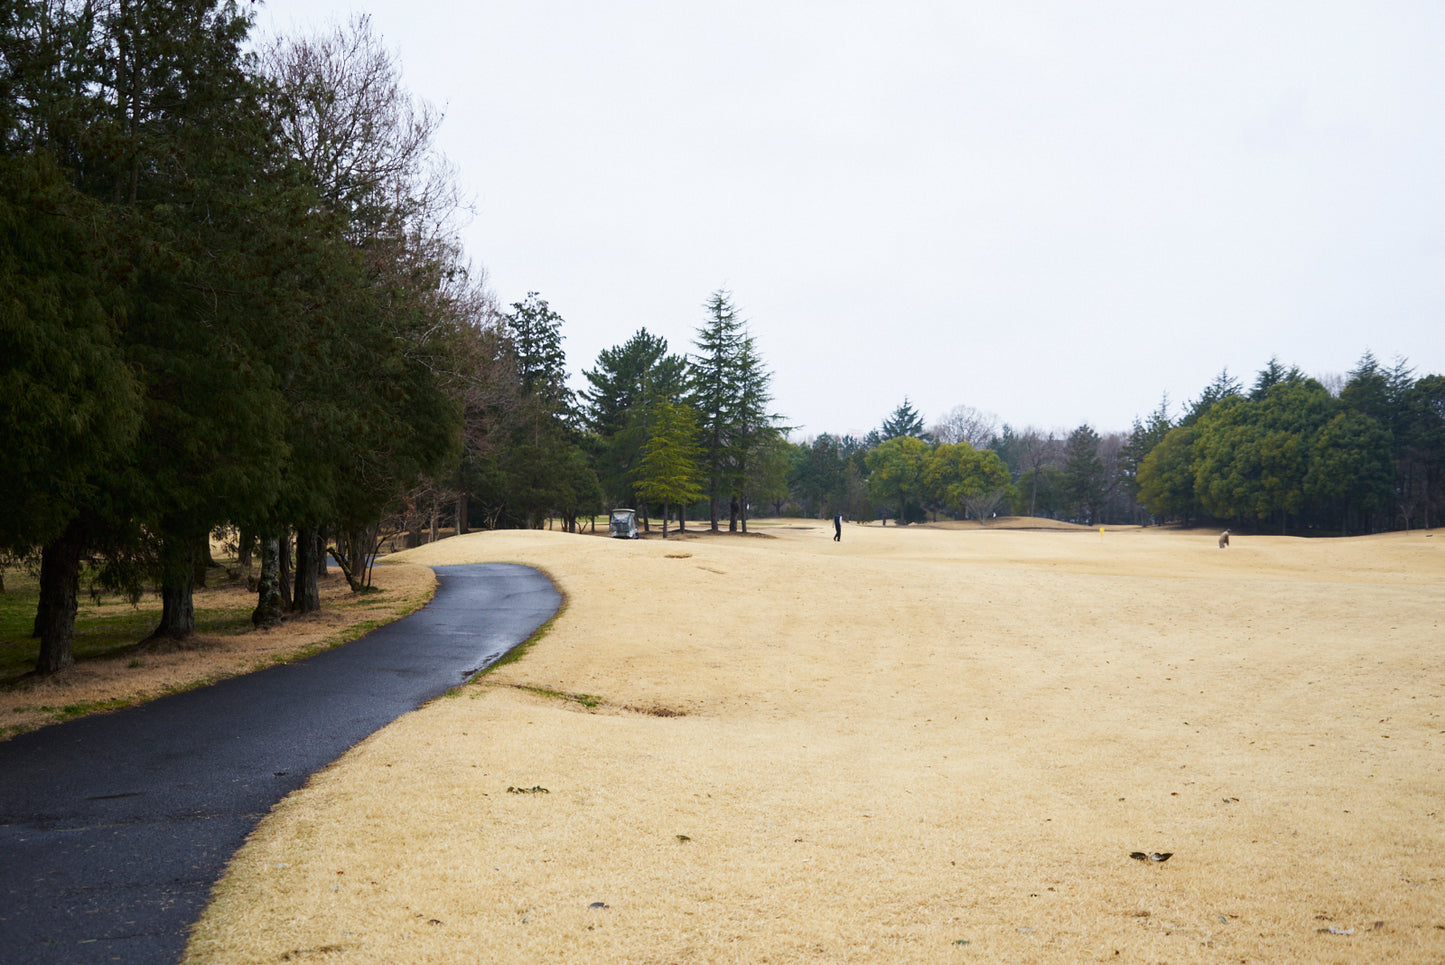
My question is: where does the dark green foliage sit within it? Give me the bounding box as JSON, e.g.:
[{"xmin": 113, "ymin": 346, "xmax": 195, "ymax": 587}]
[
  {"xmin": 1131, "ymin": 353, "xmax": 1445, "ymax": 533},
  {"xmin": 790, "ymin": 434, "xmax": 851, "ymax": 518},
  {"xmin": 475, "ymin": 293, "xmax": 596, "ymax": 531},
  {"xmin": 688, "ymin": 290, "xmax": 783, "ymax": 532},
  {"xmin": 634, "ymin": 400, "xmax": 704, "ymax": 536},
  {"xmin": 923, "ymin": 443, "xmax": 1013, "ymax": 521},
  {"xmin": 1120, "ymin": 396, "xmax": 1172, "ymax": 507},
  {"xmin": 4, "ymin": 2, "xmax": 471, "ymax": 667},
  {"xmin": 1181, "ymin": 369, "xmax": 1243, "ymax": 427},
  {"xmin": 1137, "ymin": 425, "xmax": 1199, "ymax": 522},
  {"xmin": 1399, "ymin": 375, "xmax": 1445, "ymax": 528},
  {"xmin": 865, "ymin": 435, "xmax": 930, "ymax": 524},
  {"xmin": 581, "ymin": 328, "xmax": 688, "ymax": 516},
  {"xmin": 1306, "ymin": 411, "xmax": 1394, "ymax": 534},
  {"xmin": 1192, "ymin": 377, "xmax": 1335, "ymax": 532},
  {"xmin": 507, "ymin": 292, "xmax": 573, "ymax": 412},
  {"xmin": 0, "ymin": 152, "xmax": 141, "ymax": 553},
  {"xmin": 877, "ymin": 398, "xmax": 928, "ymax": 442},
  {"xmin": 1061, "ymin": 425, "xmax": 1107, "ymax": 524},
  {"xmin": 689, "ymin": 290, "xmax": 747, "ymax": 530}
]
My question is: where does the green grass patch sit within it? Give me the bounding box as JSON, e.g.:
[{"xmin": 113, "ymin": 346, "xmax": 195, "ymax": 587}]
[
  {"xmin": 472, "ymin": 569, "xmax": 566, "ymax": 679},
  {"xmin": 514, "ymin": 683, "xmax": 601, "ymax": 708},
  {"xmin": 0, "ymin": 566, "xmax": 253, "ymax": 682},
  {"xmin": 479, "ymin": 610, "xmax": 559, "ymax": 676}
]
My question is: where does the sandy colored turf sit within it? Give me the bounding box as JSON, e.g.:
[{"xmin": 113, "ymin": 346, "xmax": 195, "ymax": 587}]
[
  {"xmin": 185, "ymin": 521, "xmax": 1445, "ymax": 963},
  {"xmin": 0, "ymin": 564, "xmax": 436, "ymax": 737}
]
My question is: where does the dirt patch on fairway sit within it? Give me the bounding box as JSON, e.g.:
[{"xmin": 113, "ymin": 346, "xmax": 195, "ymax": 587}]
[
  {"xmin": 0, "ymin": 564, "xmax": 436, "ymax": 738},
  {"xmin": 187, "ymin": 523, "xmax": 1445, "ymax": 964}
]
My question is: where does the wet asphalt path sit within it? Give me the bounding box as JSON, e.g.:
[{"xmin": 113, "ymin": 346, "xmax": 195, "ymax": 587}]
[{"xmin": 0, "ymin": 563, "xmax": 560, "ymax": 965}]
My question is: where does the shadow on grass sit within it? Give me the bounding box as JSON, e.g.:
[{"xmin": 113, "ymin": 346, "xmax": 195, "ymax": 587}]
[{"xmin": 0, "ymin": 565, "xmax": 255, "ymax": 686}]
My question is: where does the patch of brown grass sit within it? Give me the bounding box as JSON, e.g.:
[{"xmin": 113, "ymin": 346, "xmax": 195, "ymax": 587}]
[{"xmin": 186, "ymin": 524, "xmax": 1445, "ymax": 963}]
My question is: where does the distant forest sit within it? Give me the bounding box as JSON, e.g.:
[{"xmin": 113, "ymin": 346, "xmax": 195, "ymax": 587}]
[{"xmin": 781, "ymin": 352, "xmax": 1442, "ymax": 537}]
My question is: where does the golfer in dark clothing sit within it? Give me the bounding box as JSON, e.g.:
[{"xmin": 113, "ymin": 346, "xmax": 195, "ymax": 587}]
[{"xmin": 834, "ymin": 514, "xmax": 842, "ymax": 541}]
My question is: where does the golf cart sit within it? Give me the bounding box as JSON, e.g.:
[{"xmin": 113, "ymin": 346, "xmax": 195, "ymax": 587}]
[{"xmin": 608, "ymin": 508, "xmax": 639, "ymax": 539}]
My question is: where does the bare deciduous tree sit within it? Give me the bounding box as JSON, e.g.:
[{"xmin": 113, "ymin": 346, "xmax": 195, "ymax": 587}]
[
  {"xmin": 261, "ymin": 14, "xmax": 454, "ymax": 238},
  {"xmin": 931, "ymin": 404, "xmax": 1000, "ymax": 449}
]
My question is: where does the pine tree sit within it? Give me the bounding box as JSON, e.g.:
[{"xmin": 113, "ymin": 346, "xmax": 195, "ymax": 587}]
[
  {"xmin": 687, "ymin": 289, "xmax": 782, "ymax": 531},
  {"xmin": 582, "ymin": 328, "xmax": 688, "ymax": 517},
  {"xmin": 634, "ymin": 400, "xmax": 704, "ymax": 537},
  {"xmin": 689, "ymin": 289, "xmax": 746, "ymax": 530},
  {"xmin": 879, "ymin": 398, "xmax": 928, "ymax": 441}
]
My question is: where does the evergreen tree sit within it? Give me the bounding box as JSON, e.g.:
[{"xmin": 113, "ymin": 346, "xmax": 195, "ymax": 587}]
[
  {"xmin": 1400, "ymin": 374, "xmax": 1445, "ymax": 528},
  {"xmin": 634, "ymin": 400, "xmax": 704, "ymax": 537},
  {"xmin": 5, "ymin": 0, "xmax": 298, "ymax": 656},
  {"xmin": 263, "ymin": 15, "xmax": 466, "ymax": 597},
  {"xmin": 507, "ymin": 292, "xmax": 574, "ymax": 416},
  {"xmin": 792, "ymin": 434, "xmax": 850, "ymax": 518},
  {"xmin": 0, "ymin": 152, "xmax": 142, "ymax": 672},
  {"xmin": 1120, "ymin": 395, "xmax": 1172, "ymax": 508},
  {"xmin": 1061, "ymin": 425, "xmax": 1106, "ymax": 524},
  {"xmin": 688, "ymin": 289, "xmax": 747, "ymax": 531},
  {"xmin": 727, "ymin": 332, "xmax": 782, "ymax": 532},
  {"xmin": 1182, "ymin": 369, "xmax": 1243, "ymax": 426},
  {"xmin": 1250, "ymin": 356, "xmax": 1302, "ymax": 401},
  {"xmin": 1193, "ymin": 377, "xmax": 1333, "ymax": 532},
  {"xmin": 582, "ymin": 328, "xmax": 687, "ymax": 516},
  {"xmin": 878, "ymin": 398, "xmax": 928, "ymax": 441},
  {"xmin": 1136, "ymin": 425, "xmax": 1200, "ymax": 523},
  {"xmin": 1306, "ymin": 410, "xmax": 1394, "ymax": 534}
]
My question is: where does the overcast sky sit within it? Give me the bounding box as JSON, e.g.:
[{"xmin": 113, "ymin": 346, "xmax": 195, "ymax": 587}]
[{"xmin": 254, "ymin": 1, "xmax": 1445, "ymax": 439}]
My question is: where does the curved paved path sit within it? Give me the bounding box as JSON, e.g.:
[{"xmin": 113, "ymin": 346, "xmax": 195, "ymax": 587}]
[{"xmin": 0, "ymin": 563, "xmax": 561, "ymax": 965}]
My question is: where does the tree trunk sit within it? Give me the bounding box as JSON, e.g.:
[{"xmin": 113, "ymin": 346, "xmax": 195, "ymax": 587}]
[
  {"xmin": 193, "ymin": 530, "xmax": 211, "ymax": 589},
  {"xmin": 151, "ymin": 532, "xmax": 198, "ymax": 641},
  {"xmin": 661, "ymin": 500, "xmax": 670, "ymax": 538},
  {"xmin": 237, "ymin": 528, "xmax": 253, "ymax": 570},
  {"xmin": 278, "ymin": 530, "xmax": 293, "ymax": 609},
  {"xmin": 238, "ymin": 527, "xmax": 256, "ymax": 590},
  {"xmin": 152, "ymin": 570, "xmax": 196, "ymax": 640},
  {"xmin": 456, "ymin": 490, "xmax": 469, "ymax": 535},
  {"xmin": 252, "ymin": 536, "xmax": 285, "ymax": 628},
  {"xmin": 292, "ymin": 526, "xmax": 321, "ymax": 614},
  {"xmin": 333, "ymin": 528, "xmax": 371, "ymax": 592},
  {"xmin": 35, "ymin": 523, "xmax": 84, "ymax": 674}
]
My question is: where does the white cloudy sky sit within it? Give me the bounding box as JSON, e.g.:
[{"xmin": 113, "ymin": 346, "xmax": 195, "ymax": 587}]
[{"xmin": 254, "ymin": 1, "xmax": 1445, "ymax": 439}]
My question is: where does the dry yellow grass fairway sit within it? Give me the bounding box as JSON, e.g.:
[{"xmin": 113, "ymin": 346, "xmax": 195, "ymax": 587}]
[{"xmin": 186, "ymin": 521, "xmax": 1445, "ymax": 964}]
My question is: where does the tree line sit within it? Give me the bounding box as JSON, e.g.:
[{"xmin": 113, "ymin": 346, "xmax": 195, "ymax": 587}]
[
  {"xmin": 2, "ymin": 6, "xmax": 579, "ymax": 675},
  {"xmin": 779, "ymin": 354, "xmax": 1444, "ymax": 537},
  {"xmin": 1, "ymin": 2, "xmax": 789, "ymax": 676}
]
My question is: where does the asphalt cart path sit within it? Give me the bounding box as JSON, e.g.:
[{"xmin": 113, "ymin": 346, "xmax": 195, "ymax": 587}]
[{"xmin": 0, "ymin": 563, "xmax": 561, "ymax": 965}]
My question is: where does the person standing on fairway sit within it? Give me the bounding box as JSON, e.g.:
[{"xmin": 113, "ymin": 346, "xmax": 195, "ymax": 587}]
[{"xmin": 834, "ymin": 513, "xmax": 842, "ymax": 542}]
